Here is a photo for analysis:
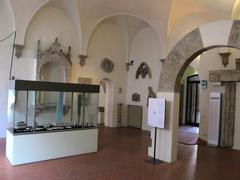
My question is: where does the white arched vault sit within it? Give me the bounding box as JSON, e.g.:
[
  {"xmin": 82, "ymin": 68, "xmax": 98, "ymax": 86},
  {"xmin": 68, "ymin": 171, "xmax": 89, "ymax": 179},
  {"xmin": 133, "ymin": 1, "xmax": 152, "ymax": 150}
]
[
  {"xmin": 10, "ymin": 0, "xmax": 82, "ymax": 51},
  {"xmin": 150, "ymin": 20, "xmax": 240, "ymax": 163},
  {"xmin": 10, "ymin": 0, "xmax": 50, "ymax": 45},
  {"xmin": 86, "ymin": 13, "xmax": 161, "ymax": 56}
]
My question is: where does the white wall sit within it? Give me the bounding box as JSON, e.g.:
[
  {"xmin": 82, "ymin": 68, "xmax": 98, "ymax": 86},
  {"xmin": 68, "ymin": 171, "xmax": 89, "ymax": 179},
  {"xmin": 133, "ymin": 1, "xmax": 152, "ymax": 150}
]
[
  {"xmin": 87, "ymin": 22, "xmax": 127, "ymax": 127},
  {"xmin": 191, "ymin": 48, "xmax": 240, "ymax": 141},
  {"xmin": 0, "ymin": 0, "xmax": 15, "ymax": 137},
  {"xmin": 127, "ymin": 27, "xmax": 161, "ymax": 131}
]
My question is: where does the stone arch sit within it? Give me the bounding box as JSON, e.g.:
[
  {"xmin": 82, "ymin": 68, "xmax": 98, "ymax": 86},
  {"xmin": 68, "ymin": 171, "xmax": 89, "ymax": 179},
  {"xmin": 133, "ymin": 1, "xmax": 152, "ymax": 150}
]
[
  {"xmin": 37, "ymin": 53, "xmax": 71, "ymax": 82},
  {"xmin": 151, "ymin": 20, "xmax": 240, "ymax": 163},
  {"xmin": 37, "ymin": 39, "xmax": 72, "ymax": 83},
  {"xmin": 158, "ymin": 20, "xmax": 240, "ymax": 93}
]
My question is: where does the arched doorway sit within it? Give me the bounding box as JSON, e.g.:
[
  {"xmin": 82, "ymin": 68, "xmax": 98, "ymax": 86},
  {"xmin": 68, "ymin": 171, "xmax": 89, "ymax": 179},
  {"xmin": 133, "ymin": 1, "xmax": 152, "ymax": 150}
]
[
  {"xmin": 178, "ymin": 67, "xmax": 201, "ymax": 145},
  {"xmin": 149, "ymin": 20, "xmax": 240, "ymax": 163},
  {"xmin": 99, "ymin": 78, "xmax": 114, "ymax": 127}
]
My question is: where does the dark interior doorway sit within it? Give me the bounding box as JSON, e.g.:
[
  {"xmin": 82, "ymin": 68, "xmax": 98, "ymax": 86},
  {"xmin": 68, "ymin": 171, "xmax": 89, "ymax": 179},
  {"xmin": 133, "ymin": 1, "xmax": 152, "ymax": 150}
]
[
  {"xmin": 128, "ymin": 105, "xmax": 142, "ymax": 128},
  {"xmin": 186, "ymin": 75, "xmax": 200, "ymax": 127}
]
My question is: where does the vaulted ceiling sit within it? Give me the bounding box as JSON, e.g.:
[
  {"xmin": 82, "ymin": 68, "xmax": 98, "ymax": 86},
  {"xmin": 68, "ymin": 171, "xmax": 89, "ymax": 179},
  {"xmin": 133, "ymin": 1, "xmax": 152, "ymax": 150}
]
[{"xmin": 8, "ymin": 0, "xmax": 237, "ymax": 54}]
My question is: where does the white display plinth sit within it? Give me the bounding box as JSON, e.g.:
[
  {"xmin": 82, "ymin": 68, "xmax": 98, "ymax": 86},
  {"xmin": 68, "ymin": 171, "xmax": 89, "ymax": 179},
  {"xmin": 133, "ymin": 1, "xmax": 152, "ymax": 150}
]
[{"xmin": 6, "ymin": 128, "xmax": 98, "ymax": 166}]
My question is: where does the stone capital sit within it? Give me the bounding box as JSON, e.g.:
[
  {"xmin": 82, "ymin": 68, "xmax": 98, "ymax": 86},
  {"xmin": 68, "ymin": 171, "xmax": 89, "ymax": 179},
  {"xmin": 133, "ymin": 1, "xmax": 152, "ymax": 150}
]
[
  {"xmin": 78, "ymin": 54, "xmax": 88, "ymax": 67},
  {"xmin": 14, "ymin": 44, "xmax": 24, "ymax": 59}
]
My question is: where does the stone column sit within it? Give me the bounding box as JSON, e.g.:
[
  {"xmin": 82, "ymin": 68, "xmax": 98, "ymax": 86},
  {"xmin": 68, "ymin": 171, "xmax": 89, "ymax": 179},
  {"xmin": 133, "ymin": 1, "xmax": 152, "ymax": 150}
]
[
  {"xmin": 220, "ymin": 82, "xmax": 236, "ymax": 147},
  {"xmin": 236, "ymin": 58, "xmax": 240, "ymax": 70}
]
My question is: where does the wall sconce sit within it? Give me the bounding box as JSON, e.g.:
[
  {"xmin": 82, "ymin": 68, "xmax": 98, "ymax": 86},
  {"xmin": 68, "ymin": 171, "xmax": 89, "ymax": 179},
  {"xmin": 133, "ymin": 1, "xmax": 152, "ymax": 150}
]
[
  {"xmin": 218, "ymin": 52, "xmax": 231, "ymax": 68},
  {"xmin": 78, "ymin": 54, "xmax": 88, "ymax": 67},
  {"xmin": 126, "ymin": 60, "xmax": 134, "ymax": 71}
]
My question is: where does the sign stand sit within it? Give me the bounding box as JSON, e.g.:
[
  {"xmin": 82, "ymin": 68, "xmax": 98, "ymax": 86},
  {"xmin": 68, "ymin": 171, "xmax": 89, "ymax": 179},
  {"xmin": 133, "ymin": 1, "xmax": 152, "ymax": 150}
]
[
  {"xmin": 145, "ymin": 127, "xmax": 163, "ymax": 165},
  {"xmin": 145, "ymin": 98, "xmax": 166, "ymax": 166}
]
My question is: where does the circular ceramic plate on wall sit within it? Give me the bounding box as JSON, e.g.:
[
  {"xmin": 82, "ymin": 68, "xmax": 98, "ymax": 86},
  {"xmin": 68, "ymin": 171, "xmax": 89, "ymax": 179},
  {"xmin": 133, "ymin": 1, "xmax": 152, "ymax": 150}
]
[{"xmin": 101, "ymin": 58, "xmax": 114, "ymax": 73}]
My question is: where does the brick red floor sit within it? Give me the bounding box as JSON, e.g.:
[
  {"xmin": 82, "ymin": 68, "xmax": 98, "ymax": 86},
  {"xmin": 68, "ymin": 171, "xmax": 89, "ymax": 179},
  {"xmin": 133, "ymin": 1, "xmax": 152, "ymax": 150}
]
[{"xmin": 0, "ymin": 127, "xmax": 240, "ymax": 180}]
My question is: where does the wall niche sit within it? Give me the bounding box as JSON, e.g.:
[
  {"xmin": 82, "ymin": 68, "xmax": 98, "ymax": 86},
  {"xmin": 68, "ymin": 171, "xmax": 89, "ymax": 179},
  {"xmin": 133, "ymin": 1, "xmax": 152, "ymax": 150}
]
[{"xmin": 36, "ymin": 38, "xmax": 72, "ymax": 114}]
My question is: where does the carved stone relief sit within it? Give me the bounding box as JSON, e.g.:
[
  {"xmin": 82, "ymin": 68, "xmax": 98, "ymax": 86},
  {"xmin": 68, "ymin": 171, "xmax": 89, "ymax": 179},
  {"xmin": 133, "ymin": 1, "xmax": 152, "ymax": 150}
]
[
  {"xmin": 147, "ymin": 86, "xmax": 156, "ymax": 106},
  {"xmin": 135, "ymin": 62, "xmax": 152, "ymax": 79},
  {"xmin": 148, "ymin": 86, "xmax": 156, "ymax": 98},
  {"xmin": 101, "ymin": 58, "xmax": 114, "ymax": 73},
  {"xmin": 36, "ymin": 38, "xmax": 72, "ymax": 109},
  {"xmin": 14, "ymin": 44, "xmax": 24, "ymax": 59},
  {"xmin": 132, "ymin": 93, "xmax": 140, "ymax": 102},
  {"xmin": 37, "ymin": 38, "xmax": 72, "ymax": 82}
]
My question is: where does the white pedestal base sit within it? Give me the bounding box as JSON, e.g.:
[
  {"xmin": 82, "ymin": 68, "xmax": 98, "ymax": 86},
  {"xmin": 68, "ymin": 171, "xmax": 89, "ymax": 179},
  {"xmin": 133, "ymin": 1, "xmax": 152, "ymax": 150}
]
[{"xmin": 6, "ymin": 128, "xmax": 98, "ymax": 166}]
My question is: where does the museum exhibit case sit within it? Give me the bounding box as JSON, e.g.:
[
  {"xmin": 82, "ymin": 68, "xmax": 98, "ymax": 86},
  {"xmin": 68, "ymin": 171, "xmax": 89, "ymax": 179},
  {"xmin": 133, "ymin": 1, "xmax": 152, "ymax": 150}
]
[{"xmin": 6, "ymin": 80, "xmax": 100, "ymax": 166}]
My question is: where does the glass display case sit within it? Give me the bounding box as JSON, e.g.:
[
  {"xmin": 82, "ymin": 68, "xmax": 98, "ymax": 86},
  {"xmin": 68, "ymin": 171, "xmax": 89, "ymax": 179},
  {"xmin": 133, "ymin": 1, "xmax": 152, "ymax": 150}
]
[{"xmin": 7, "ymin": 80, "xmax": 100, "ymax": 134}]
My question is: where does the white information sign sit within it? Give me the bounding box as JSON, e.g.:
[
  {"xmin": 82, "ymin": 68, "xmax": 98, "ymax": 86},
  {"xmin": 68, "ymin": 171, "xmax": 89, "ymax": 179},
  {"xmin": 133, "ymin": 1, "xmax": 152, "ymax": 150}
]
[
  {"xmin": 208, "ymin": 92, "xmax": 221, "ymax": 146},
  {"xmin": 147, "ymin": 98, "xmax": 166, "ymax": 128}
]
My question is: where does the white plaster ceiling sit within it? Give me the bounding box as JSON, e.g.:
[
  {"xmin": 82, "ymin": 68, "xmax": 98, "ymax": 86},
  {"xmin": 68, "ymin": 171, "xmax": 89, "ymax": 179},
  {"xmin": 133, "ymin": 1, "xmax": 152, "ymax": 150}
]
[
  {"xmin": 94, "ymin": 15, "xmax": 152, "ymax": 59},
  {"xmin": 102, "ymin": 15, "xmax": 149, "ymax": 39},
  {"xmin": 8, "ymin": 0, "xmax": 237, "ymax": 54},
  {"xmin": 45, "ymin": 0, "xmax": 82, "ymax": 51},
  {"xmin": 168, "ymin": 0, "xmax": 235, "ymax": 34},
  {"xmin": 232, "ymin": 0, "xmax": 240, "ymax": 19},
  {"xmin": 166, "ymin": 0, "xmax": 235, "ymax": 53}
]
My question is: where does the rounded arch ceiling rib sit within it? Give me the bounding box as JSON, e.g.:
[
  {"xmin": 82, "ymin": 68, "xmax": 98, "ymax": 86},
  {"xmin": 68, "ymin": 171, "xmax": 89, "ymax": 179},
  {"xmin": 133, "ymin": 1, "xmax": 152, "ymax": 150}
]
[
  {"xmin": 86, "ymin": 13, "xmax": 160, "ymax": 55},
  {"xmin": 23, "ymin": 0, "xmax": 81, "ymax": 50},
  {"xmin": 14, "ymin": 0, "xmax": 50, "ymax": 44},
  {"xmin": 4, "ymin": 0, "xmax": 16, "ymax": 30}
]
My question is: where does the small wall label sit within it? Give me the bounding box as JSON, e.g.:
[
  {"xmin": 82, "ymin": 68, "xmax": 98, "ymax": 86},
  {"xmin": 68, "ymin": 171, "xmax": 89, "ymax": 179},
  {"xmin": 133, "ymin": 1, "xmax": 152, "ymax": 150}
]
[{"xmin": 201, "ymin": 80, "xmax": 208, "ymax": 89}]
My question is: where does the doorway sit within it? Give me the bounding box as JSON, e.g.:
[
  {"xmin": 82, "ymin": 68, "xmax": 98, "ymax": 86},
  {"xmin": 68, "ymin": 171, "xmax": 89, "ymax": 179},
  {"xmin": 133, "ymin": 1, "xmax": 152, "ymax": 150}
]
[
  {"xmin": 178, "ymin": 72, "xmax": 200, "ymax": 145},
  {"xmin": 98, "ymin": 78, "xmax": 114, "ymax": 127},
  {"xmin": 186, "ymin": 75, "xmax": 200, "ymax": 127},
  {"xmin": 128, "ymin": 105, "xmax": 142, "ymax": 128}
]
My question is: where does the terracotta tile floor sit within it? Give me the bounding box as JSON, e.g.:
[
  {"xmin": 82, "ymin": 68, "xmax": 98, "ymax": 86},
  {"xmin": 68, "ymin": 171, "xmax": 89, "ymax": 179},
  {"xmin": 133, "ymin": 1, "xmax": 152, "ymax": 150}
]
[{"xmin": 1, "ymin": 127, "xmax": 240, "ymax": 180}]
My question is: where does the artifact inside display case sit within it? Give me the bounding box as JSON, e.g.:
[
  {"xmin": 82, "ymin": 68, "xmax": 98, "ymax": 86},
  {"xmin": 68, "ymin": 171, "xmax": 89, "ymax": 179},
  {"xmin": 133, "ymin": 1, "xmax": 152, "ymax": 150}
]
[{"xmin": 8, "ymin": 80, "xmax": 99, "ymax": 134}]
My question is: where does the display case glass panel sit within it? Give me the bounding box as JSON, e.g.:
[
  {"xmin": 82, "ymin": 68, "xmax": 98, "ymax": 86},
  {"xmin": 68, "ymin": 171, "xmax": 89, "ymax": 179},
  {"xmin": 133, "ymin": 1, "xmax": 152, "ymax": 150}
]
[{"xmin": 8, "ymin": 80, "xmax": 99, "ymax": 134}]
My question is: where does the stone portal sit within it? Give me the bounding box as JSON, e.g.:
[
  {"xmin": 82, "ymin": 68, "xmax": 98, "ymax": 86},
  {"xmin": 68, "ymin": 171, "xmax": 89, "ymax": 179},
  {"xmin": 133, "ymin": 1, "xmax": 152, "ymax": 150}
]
[{"xmin": 209, "ymin": 58, "xmax": 240, "ymax": 147}]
